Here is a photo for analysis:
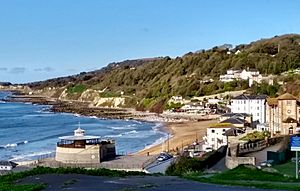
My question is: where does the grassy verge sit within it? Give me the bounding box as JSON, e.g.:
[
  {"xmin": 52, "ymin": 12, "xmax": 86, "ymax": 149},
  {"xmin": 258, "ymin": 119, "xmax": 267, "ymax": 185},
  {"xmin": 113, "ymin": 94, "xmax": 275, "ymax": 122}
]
[
  {"xmin": 273, "ymin": 161, "xmax": 297, "ymax": 177},
  {"xmin": 184, "ymin": 165, "xmax": 300, "ymax": 190},
  {"xmin": 0, "ymin": 166, "xmax": 147, "ymax": 191},
  {"xmin": 0, "ymin": 181, "xmax": 45, "ymax": 191}
]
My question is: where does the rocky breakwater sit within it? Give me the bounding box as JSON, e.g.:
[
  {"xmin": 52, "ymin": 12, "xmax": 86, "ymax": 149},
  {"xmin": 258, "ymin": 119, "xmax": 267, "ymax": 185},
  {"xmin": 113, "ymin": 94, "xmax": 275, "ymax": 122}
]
[
  {"xmin": 5, "ymin": 93, "xmax": 135, "ymax": 119},
  {"xmin": 51, "ymin": 101, "xmax": 134, "ymax": 119},
  {"xmin": 5, "ymin": 94, "xmax": 57, "ymax": 105}
]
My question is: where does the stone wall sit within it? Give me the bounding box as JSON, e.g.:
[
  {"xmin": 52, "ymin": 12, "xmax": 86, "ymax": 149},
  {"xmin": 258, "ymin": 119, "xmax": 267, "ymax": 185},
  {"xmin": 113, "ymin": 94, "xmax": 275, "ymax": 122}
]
[
  {"xmin": 225, "ymin": 156, "xmax": 256, "ymax": 169},
  {"xmin": 225, "ymin": 143, "xmax": 256, "ymax": 169}
]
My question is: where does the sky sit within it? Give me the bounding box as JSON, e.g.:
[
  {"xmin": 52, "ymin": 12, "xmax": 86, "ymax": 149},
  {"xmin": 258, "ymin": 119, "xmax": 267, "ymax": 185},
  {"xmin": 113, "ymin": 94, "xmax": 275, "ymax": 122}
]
[{"xmin": 0, "ymin": 0, "xmax": 299, "ymax": 83}]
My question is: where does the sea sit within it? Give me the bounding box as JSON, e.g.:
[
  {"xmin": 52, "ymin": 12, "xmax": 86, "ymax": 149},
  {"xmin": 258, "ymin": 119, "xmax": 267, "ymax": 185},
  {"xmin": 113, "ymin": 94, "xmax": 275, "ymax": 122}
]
[{"xmin": 0, "ymin": 91, "xmax": 167, "ymax": 161}]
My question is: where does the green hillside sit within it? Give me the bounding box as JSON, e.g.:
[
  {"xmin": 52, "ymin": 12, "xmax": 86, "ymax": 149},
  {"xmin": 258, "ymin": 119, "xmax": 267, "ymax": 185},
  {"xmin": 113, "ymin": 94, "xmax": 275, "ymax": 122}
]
[{"xmin": 26, "ymin": 34, "xmax": 300, "ymax": 105}]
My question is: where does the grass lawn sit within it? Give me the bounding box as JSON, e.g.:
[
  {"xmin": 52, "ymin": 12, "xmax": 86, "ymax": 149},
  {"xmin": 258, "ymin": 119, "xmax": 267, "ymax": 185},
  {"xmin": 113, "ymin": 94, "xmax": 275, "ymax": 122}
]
[
  {"xmin": 0, "ymin": 182, "xmax": 45, "ymax": 191},
  {"xmin": 273, "ymin": 161, "xmax": 298, "ymax": 177},
  {"xmin": 185, "ymin": 165, "xmax": 300, "ymax": 191},
  {"xmin": 0, "ymin": 166, "xmax": 147, "ymax": 191}
]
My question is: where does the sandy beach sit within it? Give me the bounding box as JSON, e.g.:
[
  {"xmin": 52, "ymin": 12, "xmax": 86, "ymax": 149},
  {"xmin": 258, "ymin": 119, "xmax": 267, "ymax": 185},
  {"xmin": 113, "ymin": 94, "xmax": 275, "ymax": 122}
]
[{"xmin": 137, "ymin": 119, "xmax": 218, "ymax": 155}]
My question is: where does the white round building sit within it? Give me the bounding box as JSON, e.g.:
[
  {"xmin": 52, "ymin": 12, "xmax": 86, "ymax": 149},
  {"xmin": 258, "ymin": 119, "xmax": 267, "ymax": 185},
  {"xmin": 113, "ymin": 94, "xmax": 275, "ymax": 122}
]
[{"xmin": 55, "ymin": 127, "xmax": 115, "ymax": 164}]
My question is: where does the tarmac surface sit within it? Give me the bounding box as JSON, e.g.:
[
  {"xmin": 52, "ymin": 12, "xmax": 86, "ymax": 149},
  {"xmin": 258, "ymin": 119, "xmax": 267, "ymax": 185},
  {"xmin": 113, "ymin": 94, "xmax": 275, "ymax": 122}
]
[
  {"xmin": 19, "ymin": 174, "xmax": 283, "ymax": 191},
  {"xmin": 245, "ymin": 143, "xmax": 283, "ymax": 165}
]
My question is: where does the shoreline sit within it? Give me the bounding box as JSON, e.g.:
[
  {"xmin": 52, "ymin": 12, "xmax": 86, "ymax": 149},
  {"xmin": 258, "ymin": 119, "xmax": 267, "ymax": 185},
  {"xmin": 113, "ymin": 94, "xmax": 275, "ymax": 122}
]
[
  {"xmin": 137, "ymin": 119, "xmax": 217, "ymax": 155},
  {"xmin": 1, "ymin": 91, "xmax": 218, "ymax": 159}
]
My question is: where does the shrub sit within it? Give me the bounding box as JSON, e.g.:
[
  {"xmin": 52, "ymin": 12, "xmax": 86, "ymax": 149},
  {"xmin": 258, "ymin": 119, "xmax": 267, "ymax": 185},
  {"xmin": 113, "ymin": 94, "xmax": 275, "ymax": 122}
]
[{"xmin": 66, "ymin": 84, "xmax": 86, "ymax": 94}]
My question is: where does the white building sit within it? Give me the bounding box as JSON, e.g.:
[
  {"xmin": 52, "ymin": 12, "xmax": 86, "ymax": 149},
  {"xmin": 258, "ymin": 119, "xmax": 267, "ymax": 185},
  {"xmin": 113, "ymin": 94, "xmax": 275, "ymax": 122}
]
[
  {"xmin": 0, "ymin": 161, "xmax": 17, "ymax": 171},
  {"xmin": 219, "ymin": 69, "xmax": 242, "ymax": 82},
  {"xmin": 203, "ymin": 124, "xmax": 233, "ymax": 151},
  {"xmin": 181, "ymin": 103, "xmax": 205, "ymax": 113},
  {"xmin": 230, "ymin": 94, "xmax": 267, "ymax": 123},
  {"xmin": 220, "ymin": 68, "xmax": 262, "ymax": 87},
  {"xmin": 203, "ymin": 121, "xmax": 246, "ymax": 151},
  {"xmin": 220, "ymin": 74, "xmax": 235, "ymax": 82}
]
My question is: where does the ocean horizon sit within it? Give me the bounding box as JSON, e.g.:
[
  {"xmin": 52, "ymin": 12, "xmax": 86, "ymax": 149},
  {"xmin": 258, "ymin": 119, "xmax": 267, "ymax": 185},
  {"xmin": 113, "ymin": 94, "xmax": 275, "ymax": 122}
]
[{"xmin": 0, "ymin": 91, "xmax": 168, "ymax": 162}]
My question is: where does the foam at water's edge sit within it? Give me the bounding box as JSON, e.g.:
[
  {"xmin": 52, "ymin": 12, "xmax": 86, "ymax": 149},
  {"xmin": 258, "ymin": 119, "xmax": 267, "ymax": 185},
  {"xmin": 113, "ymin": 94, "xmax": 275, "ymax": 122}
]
[
  {"xmin": 142, "ymin": 122, "xmax": 170, "ymax": 150},
  {"xmin": 10, "ymin": 151, "xmax": 54, "ymax": 162}
]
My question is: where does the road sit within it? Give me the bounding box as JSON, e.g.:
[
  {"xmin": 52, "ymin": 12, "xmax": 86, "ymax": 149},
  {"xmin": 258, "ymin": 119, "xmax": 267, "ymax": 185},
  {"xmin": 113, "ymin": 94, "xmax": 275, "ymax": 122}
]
[{"xmin": 19, "ymin": 174, "xmax": 283, "ymax": 191}]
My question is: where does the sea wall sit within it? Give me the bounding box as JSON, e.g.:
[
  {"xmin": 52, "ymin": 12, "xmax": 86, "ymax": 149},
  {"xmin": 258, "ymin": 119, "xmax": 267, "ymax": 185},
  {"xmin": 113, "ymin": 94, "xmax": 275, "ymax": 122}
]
[{"xmin": 55, "ymin": 145, "xmax": 100, "ymax": 164}]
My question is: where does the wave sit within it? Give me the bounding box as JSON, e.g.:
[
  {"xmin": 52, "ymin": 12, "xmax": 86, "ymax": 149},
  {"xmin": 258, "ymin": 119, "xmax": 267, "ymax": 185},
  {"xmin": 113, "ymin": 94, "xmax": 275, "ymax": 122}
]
[
  {"xmin": 10, "ymin": 151, "xmax": 54, "ymax": 161},
  {"xmin": 0, "ymin": 140, "xmax": 29, "ymax": 149},
  {"xmin": 104, "ymin": 130, "xmax": 138, "ymax": 138},
  {"xmin": 151, "ymin": 123, "xmax": 168, "ymax": 135},
  {"xmin": 109, "ymin": 124, "xmax": 137, "ymax": 130},
  {"xmin": 143, "ymin": 134, "xmax": 171, "ymax": 150}
]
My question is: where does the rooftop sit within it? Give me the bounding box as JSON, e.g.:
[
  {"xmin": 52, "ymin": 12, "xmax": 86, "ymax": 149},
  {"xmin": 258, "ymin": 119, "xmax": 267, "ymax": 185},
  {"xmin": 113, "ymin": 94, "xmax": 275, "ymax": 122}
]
[
  {"xmin": 223, "ymin": 128, "xmax": 245, "ymax": 136},
  {"xmin": 221, "ymin": 113, "xmax": 251, "ymax": 117},
  {"xmin": 59, "ymin": 135, "xmax": 100, "ymax": 141},
  {"xmin": 59, "ymin": 127, "xmax": 100, "ymax": 141},
  {"xmin": 0, "ymin": 161, "xmax": 18, "ymax": 167},
  {"xmin": 232, "ymin": 94, "xmax": 267, "ymax": 100},
  {"xmin": 220, "ymin": 117, "xmax": 247, "ymax": 124},
  {"xmin": 209, "ymin": 123, "xmax": 236, "ymax": 129},
  {"xmin": 277, "ymin": 93, "xmax": 298, "ymax": 100}
]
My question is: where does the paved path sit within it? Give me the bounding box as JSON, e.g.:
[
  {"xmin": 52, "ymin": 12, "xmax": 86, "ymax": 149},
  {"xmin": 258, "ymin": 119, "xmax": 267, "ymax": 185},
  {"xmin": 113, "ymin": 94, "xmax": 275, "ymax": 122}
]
[
  {"xmin": 19, "ymin": 174, "xmax": 283, "ymax": 191},
  {"xmin": 245, "ymin": 143, "xmax": 283, "ymax": 165},
  {"xmin": 145, "ymin": 158, "xmax": 174, "ymax": 174}
]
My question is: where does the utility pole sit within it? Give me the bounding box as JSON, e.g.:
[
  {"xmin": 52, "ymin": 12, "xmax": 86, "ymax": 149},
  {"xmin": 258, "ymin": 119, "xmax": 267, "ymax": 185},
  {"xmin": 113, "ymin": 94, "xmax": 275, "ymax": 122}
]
[
  {"xmin": 296, "ymin": 151, "xmax": 299, "ymax": 179},
  {"xmin": 167, "ymin": 133, "xmax": 170, "ymax": 153}
]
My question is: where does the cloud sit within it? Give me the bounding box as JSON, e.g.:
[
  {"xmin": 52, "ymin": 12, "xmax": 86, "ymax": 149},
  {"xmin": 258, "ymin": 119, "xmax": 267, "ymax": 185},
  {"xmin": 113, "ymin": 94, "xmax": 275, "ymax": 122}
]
[
  {"xmin": 0, "ymin": 67, "xmax": 7, "ymax": 71},
  {"xmin": 9, "ymin": 67, "xmax": 26, "ymax": 74},
  {"xmin": 34, "ymin": 67, "xmax": 55, "ymax": 72}
]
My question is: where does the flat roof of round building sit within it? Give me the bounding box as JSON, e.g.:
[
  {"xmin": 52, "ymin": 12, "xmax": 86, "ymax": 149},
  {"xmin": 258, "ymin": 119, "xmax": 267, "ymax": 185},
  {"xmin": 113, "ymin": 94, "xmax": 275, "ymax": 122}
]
[{"xmin": 59, "ymin": 135, "xmax": 100, "ymax": 141}]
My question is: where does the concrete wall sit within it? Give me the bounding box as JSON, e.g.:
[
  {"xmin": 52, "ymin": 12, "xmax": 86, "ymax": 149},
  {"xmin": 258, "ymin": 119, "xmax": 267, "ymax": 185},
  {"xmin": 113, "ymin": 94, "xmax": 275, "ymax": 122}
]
[
  {"xmin": 225, "ymin": 156, "xmax": 256, "ymax": 169},
  {"xmin": 55, "ymin": 145, "xmax": 100, "ymax": 164}
]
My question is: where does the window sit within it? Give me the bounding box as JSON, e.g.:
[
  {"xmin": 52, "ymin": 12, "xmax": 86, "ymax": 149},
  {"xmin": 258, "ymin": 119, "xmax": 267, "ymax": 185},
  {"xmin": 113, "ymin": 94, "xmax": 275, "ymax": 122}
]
[
  {"xmin": 257, "ymin": 107, "xmax": 259, "ymax": 110},
  {"xmin": 287, "ymin": 100, "xmax": 292, "ymax": 106},
  {"xmin": 257, "ymin": 100, "xmax": 259, "ymax": 104},
  {"xmin": 223, "ymin": 129, "xmax": 226, "ymax": 132},
  {"xmin": 211, "ymin": 129, "xmax": 215, "ymax": 133},
  {"xmin": 244, "ymin": 100, "xmax": 246, "ymax": 104},
  {"xmin": 211, "ymin": 138, "xmax": 215, "ymax": 142},
  {"xmin": 257, "ymin": 113, "xmax": 259, "ymax": 116}
]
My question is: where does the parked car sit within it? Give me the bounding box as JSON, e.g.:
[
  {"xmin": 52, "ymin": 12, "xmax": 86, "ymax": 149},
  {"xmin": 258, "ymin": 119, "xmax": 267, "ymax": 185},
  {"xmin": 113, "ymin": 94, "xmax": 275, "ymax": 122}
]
[
  {"xmin": 260, "ymin": 160, "xmax": 274, "ymax": 167},
  {"xmin": 156, "ymin": 152, "xmax": 173, "ymax": 162}
]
